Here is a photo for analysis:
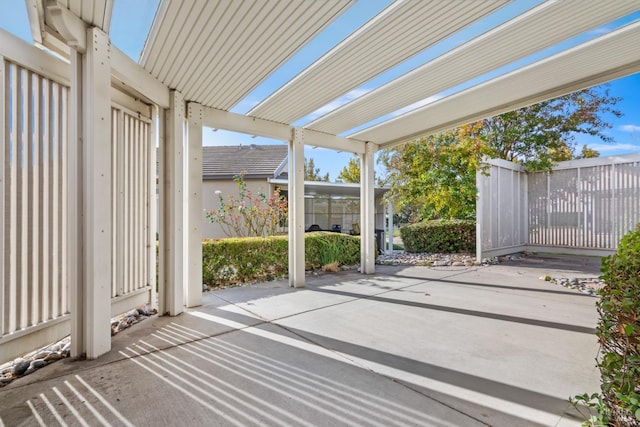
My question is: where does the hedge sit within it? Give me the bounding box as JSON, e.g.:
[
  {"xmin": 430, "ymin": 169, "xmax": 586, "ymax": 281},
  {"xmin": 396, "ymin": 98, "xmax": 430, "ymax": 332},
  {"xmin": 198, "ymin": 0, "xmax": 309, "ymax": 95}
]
[
  {"xmin": 400, "ymin": 219, "xmax": 475, "ymax": 253},
  {"xmin": 202, "ymin": 232, "xmax": 361, "ymax": 287},
  {"xmin": 592, "ymin": 224, "xmax": 640, "ymax": 425}
]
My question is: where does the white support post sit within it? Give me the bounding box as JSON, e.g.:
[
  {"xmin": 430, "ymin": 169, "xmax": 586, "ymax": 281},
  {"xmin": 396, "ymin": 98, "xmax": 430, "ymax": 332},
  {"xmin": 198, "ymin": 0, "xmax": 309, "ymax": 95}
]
[
  {"xmin": 289, "ymin": 128, "xmax": 305, "ymax": 288},
  {"xmin": 387, "ymin": 199, "xmax": 394, "ymax": 254},
  {"xmin": 186, "ymin": 103, "xmax": 203, "ymax": 307},
  {"xmin": 159, "ymin": 90, "xmax": 185, "ymax": 316},
  {"xmin": 81, "ymin": 27, "xmax": 112, "ymax": 359},
  {"xmin": 360, "ymin": 142, "xmax": 375, "ymax": 274}
]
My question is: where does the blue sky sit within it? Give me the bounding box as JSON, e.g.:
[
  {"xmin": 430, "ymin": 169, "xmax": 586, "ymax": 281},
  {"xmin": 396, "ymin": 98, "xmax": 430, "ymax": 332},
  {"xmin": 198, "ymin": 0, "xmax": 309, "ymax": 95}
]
[{"xmin": 2, "ymin": 0, "xmax": 639, "ymax": 181}]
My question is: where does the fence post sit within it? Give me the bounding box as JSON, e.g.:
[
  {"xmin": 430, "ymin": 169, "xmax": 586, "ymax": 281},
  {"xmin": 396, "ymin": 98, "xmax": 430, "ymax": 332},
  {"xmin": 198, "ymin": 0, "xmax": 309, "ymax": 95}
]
[{"xmin": 476, "ymin": 162, "xmax": 484, "ymax": 262}]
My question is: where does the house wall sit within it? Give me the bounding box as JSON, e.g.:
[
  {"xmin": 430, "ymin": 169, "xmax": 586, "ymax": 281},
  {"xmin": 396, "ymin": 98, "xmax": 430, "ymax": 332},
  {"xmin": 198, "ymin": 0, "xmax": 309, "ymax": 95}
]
[
  {"xmin": 202, "ymin": 178, "xmax": 276, "ymax": 239},
  {"xmin": 203, "ymin": 178, "xmax": 387, "ymax": 239}
]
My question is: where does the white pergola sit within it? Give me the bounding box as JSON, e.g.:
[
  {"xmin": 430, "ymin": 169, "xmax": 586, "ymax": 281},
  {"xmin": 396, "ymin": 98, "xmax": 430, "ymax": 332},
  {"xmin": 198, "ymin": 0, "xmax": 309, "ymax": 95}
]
[{"xmin": 24, "ymin": 0, "xmax": 640, "ymax": 359}]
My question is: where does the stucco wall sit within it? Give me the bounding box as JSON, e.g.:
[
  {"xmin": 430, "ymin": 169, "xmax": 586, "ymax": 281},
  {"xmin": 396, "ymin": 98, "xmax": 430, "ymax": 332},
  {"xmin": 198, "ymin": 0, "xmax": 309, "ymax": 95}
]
[
  {"xmin": 202, "ymin": 178, "xmax": 387, "ymax": 239},
  {"xmin": 202, "ymin": 178, "xmax": 275, "ymax": 239}
]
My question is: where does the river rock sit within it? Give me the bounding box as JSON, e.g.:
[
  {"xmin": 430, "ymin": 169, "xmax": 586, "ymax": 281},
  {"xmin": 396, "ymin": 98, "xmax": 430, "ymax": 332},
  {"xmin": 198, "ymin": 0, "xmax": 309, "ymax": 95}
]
[
  {"xmin": 44, "ymin": 352, "xmax": 63, "ymax": 362},
  {"xmin": 13, "ymin": 360, "xmax": 31, "ymax": 376},
  {"xmin": 30, "ymin": 359, "xmax": 47, "ymax": 370}
]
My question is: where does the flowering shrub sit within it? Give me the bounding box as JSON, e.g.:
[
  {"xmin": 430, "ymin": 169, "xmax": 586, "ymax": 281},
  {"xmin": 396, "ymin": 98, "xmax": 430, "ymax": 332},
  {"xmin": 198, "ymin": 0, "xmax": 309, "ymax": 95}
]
[{"xmin": 206, "ymin": 173, "xmax": 288, "ymax": 237}]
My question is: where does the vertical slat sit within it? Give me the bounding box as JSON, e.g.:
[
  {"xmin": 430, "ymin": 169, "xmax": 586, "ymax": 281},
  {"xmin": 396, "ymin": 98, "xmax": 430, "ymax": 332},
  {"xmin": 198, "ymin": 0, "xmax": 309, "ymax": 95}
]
[
  {"xmin": 40, "ymin": 78, "xmax": 50, "ymax": 321},
  {"xmin": 7, "ymin": 63, "xmax": 18, "ymax": 334},
  {"xmin": 111, "ymin": 108, "xmax": 117, "ymax": 298},
  {"xmin": 122, "ymin": 113, "xmax": 129, "ymax": 296},
  {"xmin": 142, "ymin": 121, "xmax": 148, "ymax": 289},
  {"xmin": 29, "ymin": 71, "xmax": 40, "ymax": 326},
  {"xmin": 59, "ymin": 85, "xmax": 68, "ymax": 314},
  {"xmin": 50, "ymin": 82, "xmax": 60, "ymax": 318},
  {"xmin": 17, "ymin": 65, "xmax": 28, "ymax": 330},
  {"xmin": 140, "ymin": 121, "xmax": 147, "ymax": 290},
  {"xmin": 148, "ymin": 108, "xmax": 157, "ymax": 308},
  {"xmin": 114, "ymin": 107, "xmax": 122, "ymax": 297},
  {"xmin": 0, "ymin": 57, "xmax": 5, "ymax": 335},
  {"xmin": 133, "ymin": 116, "xmax": 140, "ymax": 291},
  {"xmin": 125, "ymin": 114, "xmax": 132, "ymax": 293},
  {"xmin": 136, "ymin": 119, "xmax": 143, "ymax": 290}
]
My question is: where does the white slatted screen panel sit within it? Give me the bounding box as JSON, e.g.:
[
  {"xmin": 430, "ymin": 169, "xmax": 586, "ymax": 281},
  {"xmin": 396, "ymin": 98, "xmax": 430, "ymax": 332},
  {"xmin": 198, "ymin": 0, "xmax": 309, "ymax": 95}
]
[
  {"xmin": 1, "ymin": 60, "xmax": 69, "ymax": 336},
  {"xmin": 110, "ymin": 105, "xmax": 153, "ymax": 301},
  {"xmin": 528, "ymin": 160, "xmax": 640, "ymax": 250}
]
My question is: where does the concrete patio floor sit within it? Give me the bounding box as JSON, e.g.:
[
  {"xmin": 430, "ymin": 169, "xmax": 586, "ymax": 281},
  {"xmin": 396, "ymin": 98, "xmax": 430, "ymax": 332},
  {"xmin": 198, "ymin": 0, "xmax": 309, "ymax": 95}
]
[{"xmin": 0, "ymin": 254, "xmax": 602, "ymax": 426}]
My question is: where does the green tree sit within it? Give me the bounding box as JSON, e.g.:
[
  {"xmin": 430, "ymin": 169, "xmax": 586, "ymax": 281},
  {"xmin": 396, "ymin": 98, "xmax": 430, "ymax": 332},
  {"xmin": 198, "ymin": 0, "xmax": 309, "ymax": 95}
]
[
  {"xmin": 304, "ymin": 157, "xmax": 329, "ymax": 182},
  {"xmin": 380, "ymin": 124, "xmax": 490, "ymax": 220},
  {"xmin": 478, "ymin": 87, "xmax": 619, "ymax": 170},
  {"xmin": 576, "ymin": 145, "xmax": 600, "ymax": 159},
  {"xmin": 336, "ymin": 156, "xmax": 361, "ymax": 183},
  {"xmin": 381, "ymin": 86, "xmax": 620, "ymax": 221}
]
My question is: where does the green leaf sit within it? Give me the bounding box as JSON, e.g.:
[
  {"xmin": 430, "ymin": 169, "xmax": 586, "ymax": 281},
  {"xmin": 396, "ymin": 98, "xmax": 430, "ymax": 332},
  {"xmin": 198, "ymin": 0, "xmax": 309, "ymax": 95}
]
[{"xmin": 625, "ymin": 324, "xmax": 634, "ymax": 336}]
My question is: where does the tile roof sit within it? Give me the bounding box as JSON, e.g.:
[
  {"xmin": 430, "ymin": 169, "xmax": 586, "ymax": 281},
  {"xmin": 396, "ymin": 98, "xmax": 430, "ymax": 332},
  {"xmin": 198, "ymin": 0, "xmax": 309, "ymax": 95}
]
[{"xmin": 202, "ymin": 144, "xmax": 288, "ymax": 180}]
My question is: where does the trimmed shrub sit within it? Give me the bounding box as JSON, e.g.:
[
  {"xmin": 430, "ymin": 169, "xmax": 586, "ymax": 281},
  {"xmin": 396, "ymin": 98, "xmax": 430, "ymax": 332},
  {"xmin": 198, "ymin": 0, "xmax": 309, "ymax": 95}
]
[
  {"xmin": 202, "ymin": 236, "xmax": 288, "ymax": 286},
  {"xmin": 594, "ymin": 224, "xmax": 640, "ymax": 425},
  {"xmin": 400, "ymin": 219, "xmax": 475, "ymax": 253},
  {"xmin": 305, "ymin": 231, "xmax": 360, "ymax": 270},
  {"xmin": 202, "ymin": 232, "xmax": 361, "ymax": 287}
]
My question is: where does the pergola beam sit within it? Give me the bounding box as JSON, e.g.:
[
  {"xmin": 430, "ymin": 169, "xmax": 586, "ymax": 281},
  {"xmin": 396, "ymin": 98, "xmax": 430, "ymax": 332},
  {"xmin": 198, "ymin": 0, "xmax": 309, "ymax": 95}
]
[
  {"xmin": 201, "ymin": 106, "xmax": 366, "ymax": 153},
  {"xmin": 111, "ymin": 46, "xmax": 170, "ymax": 109}
]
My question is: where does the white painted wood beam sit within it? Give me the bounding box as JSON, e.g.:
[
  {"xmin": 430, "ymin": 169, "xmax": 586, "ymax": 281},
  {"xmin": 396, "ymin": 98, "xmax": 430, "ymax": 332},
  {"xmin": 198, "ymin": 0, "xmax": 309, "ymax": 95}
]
[
  {"xmin": 289, "ymin": 128, "xmax": 306, "ymax": 288},
  {"xmin": 186, "ymin": 102, "xmax": 203, "ymax": 307},
  {"xmin": 46, "ymin": 2, "xmax": 87, "ymax": 53},
  {"xmin": 159, "ymin": 90, "xmax": 186, "ymax": 316},
  {"xmin": 111, "ymin": 46, "xmax": 170, "ymax": 109},
  {"xmin": 302, "ymin": 128, "xmax": 366, "ymax": 155},
  {"xmin": 81, "ymin": 27, "xmax": 112, "ymax": 359},
  {"xmin": 0, "ymin": 28, "xmax": 69, "ymax": 86},
  {"xmin": 360, "ymin": 142, "xmax": 376, "ymax": 274},
  {"xmin": 201, "ymin": 106, "xmax": 366, "ymax": 154},
  {"xmin": 202, "ymin": 107, "xmax": 291, "ymax": 141}
]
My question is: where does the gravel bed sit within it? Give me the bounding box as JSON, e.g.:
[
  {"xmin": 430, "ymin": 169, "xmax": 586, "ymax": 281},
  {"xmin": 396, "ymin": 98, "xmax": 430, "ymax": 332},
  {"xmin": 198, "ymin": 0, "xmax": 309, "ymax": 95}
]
[{"xmin": 1, "ymin": 303, "xmax": 156, "ymax": 388}]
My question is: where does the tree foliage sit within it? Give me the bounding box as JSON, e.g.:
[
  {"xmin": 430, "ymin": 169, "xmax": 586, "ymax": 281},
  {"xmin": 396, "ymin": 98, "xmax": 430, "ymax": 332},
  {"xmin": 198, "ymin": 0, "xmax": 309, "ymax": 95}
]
[
  {"xmin": 380, "ymin": 124, "xmax": 490, "ymax": 220},
  {"xmin": 304, "ymin": 157, "xmax": 329, "ymax": 182},
  {"xmin": 479, "ymin": 87, "xmax": 619, "ymax": 170},
  {"xmin": 336, "ymin": 156, "xmax": 361, "ymax": 183},
  {"xmin": 381, "ymin": 86, "xmax": 621, "ymax": 221}
]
